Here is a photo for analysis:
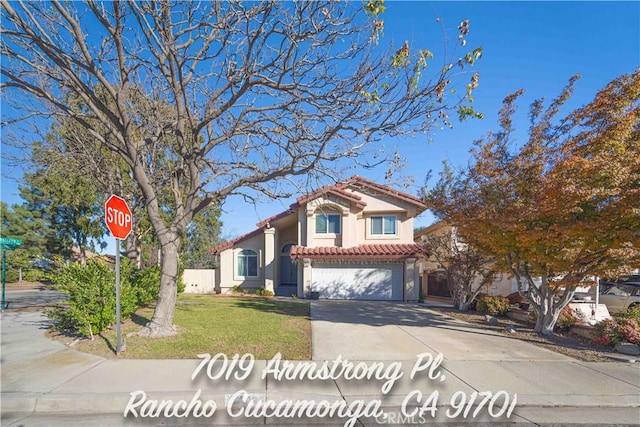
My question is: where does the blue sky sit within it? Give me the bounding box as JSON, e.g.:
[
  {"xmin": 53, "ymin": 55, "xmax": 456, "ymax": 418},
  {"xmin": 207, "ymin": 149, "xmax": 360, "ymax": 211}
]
[
  {"xmin": 1, "ymin": 1, "xmax": 639, "ymax": 253},
  {"xmin": 217, "ymin": 1, "xmax": 639, "ymax": 240}
]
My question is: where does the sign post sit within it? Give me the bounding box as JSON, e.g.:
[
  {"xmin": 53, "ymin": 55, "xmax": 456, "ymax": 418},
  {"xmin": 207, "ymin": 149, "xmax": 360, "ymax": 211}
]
[
  {"xmin": 0, "ymin": 237, "xmax": 22, "ymax": 311},
  {"xmin": 104, "ymin": 195, "xmax": 132, "ymax": 355}
]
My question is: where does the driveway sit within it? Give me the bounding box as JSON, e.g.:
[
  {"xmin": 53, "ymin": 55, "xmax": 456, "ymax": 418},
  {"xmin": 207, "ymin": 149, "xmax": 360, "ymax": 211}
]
[{"xmin": 310, "ymin": 300, "xmax": 571, "ymax": 361}]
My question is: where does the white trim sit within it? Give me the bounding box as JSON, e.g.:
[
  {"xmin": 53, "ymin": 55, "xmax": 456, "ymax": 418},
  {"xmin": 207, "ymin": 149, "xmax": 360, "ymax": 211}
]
[
  {"xmin": 314, "ymin": 212, "xmax": 342, "ymax": 236},
  {"xmin": 366, "ymin": 214, "xmax": 399, "ymax": 240},
  {"xmin": 233, "ymin": 248, "xmax": 261, "ymax": 280}
]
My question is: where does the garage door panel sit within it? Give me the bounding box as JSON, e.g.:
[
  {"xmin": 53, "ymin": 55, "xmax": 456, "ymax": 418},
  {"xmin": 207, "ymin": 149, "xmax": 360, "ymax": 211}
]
[{"xmin": 312, "ymin": 264, "xmax": 403, "ymax": 301}]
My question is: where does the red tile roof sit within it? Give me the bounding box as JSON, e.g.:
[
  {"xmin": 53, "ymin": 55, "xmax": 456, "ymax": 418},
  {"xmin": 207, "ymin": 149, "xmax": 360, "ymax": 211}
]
[
  {"xmin": 210, "ymin": 228, "xmax": 264, "ymax": 254},
  {"xmin": 289, "ymin": 244, "xmax": 427, "ymax": 260},
  {"xmin": 210, "ymin": 176, "xmax": 426, "ymax": 253},
  {"xmin": 256, "ymin": 203, "xmax": 299, "ymax": 228},
  {"xmin": 296, "ymin": 184, "xmax": 367, "ymax": 209},
  {"xmin": 338, "ymin": 175, "xmax": 426, "ymax": 210}
]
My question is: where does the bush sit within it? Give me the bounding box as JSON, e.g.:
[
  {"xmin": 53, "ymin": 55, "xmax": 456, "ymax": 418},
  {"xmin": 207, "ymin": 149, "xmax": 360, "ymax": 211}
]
[
  {"xmin": 619, "ymin": 305, "xmax": 640, "ymax": 322},
  {"xmin": 469, "ymin": 293, "xmax": 488, "ymax": 311},
  {"xmin": 556, "ymin": 306, "xmax": 578, "ymax": 330},
  {"xmin": 4, "ymin": 269, "xmax": 19, "ymax": 283},
  {"xmin": 254, "ymin": 288, "xmax": 274, "ymax": 297},
  {"xmin": 476, "ymin": 295, "xmax": 510, "ymax": 316},
  {"xmin": 46, "ymin": 260, "xmax": 137, "ymax": 338},
  {"xmin": 130, "ymin": 266, "xmax": 161, "ymax": 306},
  {"xmin": 594, "ymin": 306, "xmax": 640, "ymax": 347}
]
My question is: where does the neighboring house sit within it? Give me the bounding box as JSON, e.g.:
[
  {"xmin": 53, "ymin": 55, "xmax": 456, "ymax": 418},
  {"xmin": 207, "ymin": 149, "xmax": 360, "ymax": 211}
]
[
  {"xmin": 211, "ymin": 176, "xmax": 427, "ymax": 301},
  {"xmin": 414, "ymin": 221, "xmax": 517, "ymax": 299},
  {"xmin": 69, "ymin": 246, "xmax": 115, "ymax": 265}
]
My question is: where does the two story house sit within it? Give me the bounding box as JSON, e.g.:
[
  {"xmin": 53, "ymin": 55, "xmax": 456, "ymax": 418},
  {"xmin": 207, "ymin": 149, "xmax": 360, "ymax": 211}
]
[{"xmin": 211, "ymin": 176, "xmax": 427, "ymax": 301}]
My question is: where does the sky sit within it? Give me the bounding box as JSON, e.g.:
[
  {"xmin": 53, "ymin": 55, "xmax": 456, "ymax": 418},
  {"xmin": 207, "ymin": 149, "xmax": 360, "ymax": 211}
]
[
  {"xmin": 1, "ymin": 1, "xmax": 639, "ymax": 254},
  {"xmin": 216, "ymin": 1, "xmax": 640, "ymax": 241}
]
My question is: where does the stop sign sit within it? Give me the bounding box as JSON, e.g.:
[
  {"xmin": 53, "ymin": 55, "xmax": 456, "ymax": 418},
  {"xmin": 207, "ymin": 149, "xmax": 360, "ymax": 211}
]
[{"xmin": 105, "ymin": 195, "xmax": 132, "ymax": 240}]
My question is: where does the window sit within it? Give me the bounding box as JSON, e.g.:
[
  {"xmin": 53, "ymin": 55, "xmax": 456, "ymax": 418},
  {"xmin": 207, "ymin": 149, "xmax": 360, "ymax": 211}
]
[
  {"xmin": 371, "ymin": 215, "xmax": 396, "ymax": 235},
  {"xmin": 315, "ymin": 213, "xmax": 341, "ymax": 234},
  {"xmin": 237, "ymin": 249, "xmax": 258, "ymax": 277}
]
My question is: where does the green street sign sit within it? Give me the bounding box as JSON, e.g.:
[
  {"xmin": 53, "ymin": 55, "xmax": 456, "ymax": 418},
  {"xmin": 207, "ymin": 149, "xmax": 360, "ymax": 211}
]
[{"xmin": 0, "ymin": 237, "xmax": 22, "ymax": 251}]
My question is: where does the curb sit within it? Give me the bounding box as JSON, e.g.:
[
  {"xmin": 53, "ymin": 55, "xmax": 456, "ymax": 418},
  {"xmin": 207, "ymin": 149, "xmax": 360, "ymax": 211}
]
[{"xmin": 3, "ymin": 391, "xmax": 640, "ymax": 415}]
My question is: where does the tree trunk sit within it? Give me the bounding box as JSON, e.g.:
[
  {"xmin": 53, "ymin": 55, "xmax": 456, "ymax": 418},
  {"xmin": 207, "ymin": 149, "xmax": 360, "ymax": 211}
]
[
  {"xmin": 125, "ymin": 234, "xmax": 142, "ymax": 269},
  {"xmin": 136, "ymin": 235, "xmax": 180, "ymax": 337},
  {"xmin": 532, "ymin": 286, "xmax": 562, "ymax": 336},
  {"xmin": 534, "ymin": 309, "xmax": 561, "ymax": 336}
]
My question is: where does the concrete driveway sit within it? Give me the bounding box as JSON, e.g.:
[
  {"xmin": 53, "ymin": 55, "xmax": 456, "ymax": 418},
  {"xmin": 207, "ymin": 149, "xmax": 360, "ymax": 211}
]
[{"xmin": 310, "ymin": 300, "xmax": 571, "ymax": 361}]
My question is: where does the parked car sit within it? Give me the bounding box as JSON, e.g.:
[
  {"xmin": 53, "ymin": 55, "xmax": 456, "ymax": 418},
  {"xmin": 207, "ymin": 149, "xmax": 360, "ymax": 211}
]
[{"xmin": 598, "ymin": 278, "xmax": 640, "ymax": 313}]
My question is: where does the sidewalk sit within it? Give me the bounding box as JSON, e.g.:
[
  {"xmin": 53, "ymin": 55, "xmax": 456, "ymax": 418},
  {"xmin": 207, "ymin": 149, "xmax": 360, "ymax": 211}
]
[{"xmin": 2, "ymin": 308, "xmax": 639, "ymax": 426}]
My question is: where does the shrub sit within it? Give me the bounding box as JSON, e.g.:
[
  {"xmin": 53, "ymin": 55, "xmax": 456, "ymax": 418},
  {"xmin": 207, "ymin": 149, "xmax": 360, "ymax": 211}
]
[
  {"xmin": 556, "ymin": 306, "xmax": 578, "ymax": 330},
  {"xmin": 476, "ymin": 295, "xmax": 510, "ymax": 316},
  {"xmin": 254, "ymin": 288, "xmax": 274, "ymax": 297},
  {"xmin": 619, "ymin": 305, "xmax": 640, "ymax": 322},
  {"xmin": 469, "ymin": 293, "xmax": 488, "ymax": 311},
  {"xmin": 130, "ymin": 266, "xmax": 161, "ymax": 306},
  {"xmin": 45, "ymin": 260, "xmax": 137, "ymax": 339},
  {"xmin": 4, "ymin": 269, "xmax": 19, "ymax": 283},
  {"xmin": 594, "ymin": 306, "xmax": 640, "ymax": 347}
]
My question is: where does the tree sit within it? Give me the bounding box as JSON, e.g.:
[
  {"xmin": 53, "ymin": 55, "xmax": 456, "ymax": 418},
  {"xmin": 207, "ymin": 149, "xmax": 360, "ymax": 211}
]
[
  {"xmin": 424, "ymin": 71, "xmax": 640, "ymax": 335},
  {"xmin": 183, "ymin": 204, "xmax": 223, "ymax": 269},
  {"xmin": 0, "ymin": 201, "xmax": 56, "ymax": 281},
  {"xmin": 21, "ymin": 141, "xmax": 106, "ymax": 263},
  {"xmin": 2, "ymin": 1, "xmax": 482, "ymax": 337},
  {"xmin": 420, "ymin": 226, "xmax": 496, "ymax": 311}
]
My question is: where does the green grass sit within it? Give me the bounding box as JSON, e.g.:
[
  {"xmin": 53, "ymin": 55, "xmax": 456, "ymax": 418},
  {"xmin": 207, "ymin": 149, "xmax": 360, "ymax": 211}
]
[{"xmin": 66, "ymin": 295, "xmax": 311, "ymax": 360}]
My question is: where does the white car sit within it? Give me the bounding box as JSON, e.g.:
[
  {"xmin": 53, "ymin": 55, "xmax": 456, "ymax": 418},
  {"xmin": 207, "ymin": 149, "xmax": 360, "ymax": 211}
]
[{"xmin": 599, "ymin": 279, "xmax": 640, "ymax": 314}]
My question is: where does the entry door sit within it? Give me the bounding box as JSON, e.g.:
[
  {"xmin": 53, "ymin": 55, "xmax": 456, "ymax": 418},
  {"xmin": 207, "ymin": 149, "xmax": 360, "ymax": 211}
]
[{"xmin": 280, "ymin": 244, "xmax": 297, "ymax": 285}]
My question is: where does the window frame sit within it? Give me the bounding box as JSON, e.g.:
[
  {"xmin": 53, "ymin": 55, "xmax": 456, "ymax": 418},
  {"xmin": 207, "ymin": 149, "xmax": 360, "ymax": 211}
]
[
  {"xmin": 236, "ymin": 249, "xmax": 259, "ymax": 279},
  {"xmin": 315, "ymin": 213, "xmax": 341, "ymax": 235},
  {"xmin": 370, "ymin": 215, "xmax": 397, "ymax": 236}
]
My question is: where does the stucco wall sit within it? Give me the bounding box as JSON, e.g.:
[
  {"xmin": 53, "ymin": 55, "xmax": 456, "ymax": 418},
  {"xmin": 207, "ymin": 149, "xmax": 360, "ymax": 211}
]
[
  {"xmin": 183, "ymin": 269, "xmax": 217, "ymax": 294},
  {"xmin": 218, "ymin": 232, "xmax": 265, "ymax": 293},
  {"xmin": 302, "ymin": 190, "xmax": 417, "ymax": 248}
]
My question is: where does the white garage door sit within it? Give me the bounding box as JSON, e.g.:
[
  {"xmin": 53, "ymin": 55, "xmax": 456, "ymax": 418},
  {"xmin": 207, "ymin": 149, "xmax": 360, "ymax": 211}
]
[{"xmin": 312, "ymin": 263, "xmax": 403, "ymax": 301}]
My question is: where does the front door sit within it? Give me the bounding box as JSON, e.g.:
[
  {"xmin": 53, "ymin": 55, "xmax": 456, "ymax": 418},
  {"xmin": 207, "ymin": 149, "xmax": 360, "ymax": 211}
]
[{"xmin": 278, "ymin": 244, "xmax": 297, "ymax": 296}]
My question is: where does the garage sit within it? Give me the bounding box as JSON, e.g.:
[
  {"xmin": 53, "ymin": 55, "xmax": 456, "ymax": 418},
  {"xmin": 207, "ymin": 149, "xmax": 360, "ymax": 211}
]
[{"xmin": 311, "ymin": 263, "xmax": 404, "ymax": 301}]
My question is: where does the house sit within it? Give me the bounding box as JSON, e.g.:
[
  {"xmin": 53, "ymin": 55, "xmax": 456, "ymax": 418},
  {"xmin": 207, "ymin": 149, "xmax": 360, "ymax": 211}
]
[
  {"xmin": 414, "ymin": 221, "xmax": 517, "ymax": 299},
  {"xmin": 210, "ymin": 176, "xmax": 427, "ymax": 301}
]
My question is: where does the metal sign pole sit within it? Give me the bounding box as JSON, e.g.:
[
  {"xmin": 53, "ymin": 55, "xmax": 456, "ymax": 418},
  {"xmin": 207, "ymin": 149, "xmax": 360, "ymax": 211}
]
[
  {"xmin": 115, "ymin": 238, "xmax": 121, "ymax": 355},
  {"xmin": 1, "ymin": 250, "xmax": 6, "ymax": 312}
]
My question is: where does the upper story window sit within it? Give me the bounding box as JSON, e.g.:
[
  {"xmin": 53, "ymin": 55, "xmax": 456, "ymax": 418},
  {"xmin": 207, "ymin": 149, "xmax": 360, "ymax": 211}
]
[
  {"xmin": 371, "ymin": 215, "xmax": 397, "ymax": 235},
  {"xmin": 237, "ymin": 249, "xmax": 258, "ymax": 278},
  {"xmin": 315, "ymin": 213, "xmax": 341, "ymax": 234}
]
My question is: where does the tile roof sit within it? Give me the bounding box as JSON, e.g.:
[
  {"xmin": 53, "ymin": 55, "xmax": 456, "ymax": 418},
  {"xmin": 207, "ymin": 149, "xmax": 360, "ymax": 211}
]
[
  {"xmin": 256, "ymin": 203, "xmax": 299, "ymax": 228},
  {"xmin": 210, "ymin": 176, "xmax": 426, "ymax": 253},
  {"xmin": 296, "ymin": 184, "xmax": 367, "ymax": 209},
  {"xmin": 289, "ymin": 244, "xmax": 427, "ymax": 260},
  {"xmin": 338, "ymin": 175, "xmax": 426, "ymax": 210},
  {"xmin": 209, "ymin": 228, "xmax": 264, "ymax": 254}
]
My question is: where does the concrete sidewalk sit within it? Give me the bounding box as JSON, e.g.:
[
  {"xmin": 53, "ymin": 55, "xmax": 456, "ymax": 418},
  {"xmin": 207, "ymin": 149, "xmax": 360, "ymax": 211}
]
[{"xmin": 2, "ymin": 305, "xmax": 639, "ymax": 426}]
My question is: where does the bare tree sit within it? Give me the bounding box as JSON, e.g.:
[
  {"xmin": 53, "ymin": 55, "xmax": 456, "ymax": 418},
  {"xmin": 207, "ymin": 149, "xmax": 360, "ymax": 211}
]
[
  {"xmin": 421, "ymin": 227, "xmax": 496, "ymax": 311},
  {"xmin": 1, "ymin": 1, "xmax": 482, "ymax": 337}
]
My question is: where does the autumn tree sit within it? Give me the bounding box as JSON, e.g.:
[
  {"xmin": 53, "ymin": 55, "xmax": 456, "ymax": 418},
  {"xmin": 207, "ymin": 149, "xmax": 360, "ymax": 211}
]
[
  {"xmin": 2, "ymin": 1, "xmax": 482, "ymax": 337},
  {"xmin": 419, "ymin": 225, "xmax": 496, "ymax": 311},
  {"xmin": 424, "ymin": 71, "xmax": 640, "ymax": 335}
]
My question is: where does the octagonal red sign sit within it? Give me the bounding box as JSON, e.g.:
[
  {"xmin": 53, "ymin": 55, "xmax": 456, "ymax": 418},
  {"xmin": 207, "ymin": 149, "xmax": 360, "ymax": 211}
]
[{"xmin": 105, "ymin": 195, "xmax": 132, "ymax": 240}]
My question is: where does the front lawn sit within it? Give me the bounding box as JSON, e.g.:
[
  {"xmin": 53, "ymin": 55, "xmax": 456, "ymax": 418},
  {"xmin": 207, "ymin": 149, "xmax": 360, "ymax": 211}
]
[{"xmin": 56, "ymin": 295, "xmax": 311, "ymax": 359}]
